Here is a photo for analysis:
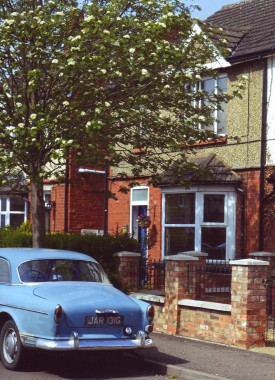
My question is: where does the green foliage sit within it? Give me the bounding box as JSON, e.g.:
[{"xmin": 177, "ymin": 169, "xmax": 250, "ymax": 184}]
[
  {"xmin": 0, "ymin": 225, "xmax": 139, "ymax": 288},
  {"xmin": 17, "ymin": 221, "xmax": 32, "ymax": 233},
  {"xmin": 0, "ymin": 0, "xmax": 233, "ymax": 185},
  {"xmin": 0, "ymin": 227, "xmax": 32, "ymax": 247},
  {"xmin": 0, "ymin": 0, "xmax": 243, "ymax": 247},
  {"xmin": 45, "ymin": 231, "xmax": 139, "ymax": 275}
]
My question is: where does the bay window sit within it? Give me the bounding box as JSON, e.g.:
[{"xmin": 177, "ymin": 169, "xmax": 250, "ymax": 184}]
[
  {"xmin": 0, "ymin": 196, "xmax": 27, "ymax": 228},
  {"xmin": 162, "ymin": 186, "xmax": 235, "ymax": 261}
]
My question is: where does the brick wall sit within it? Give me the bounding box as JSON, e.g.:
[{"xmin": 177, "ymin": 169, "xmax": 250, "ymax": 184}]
[
  {"xmin": 49, "ymin": 165, "xmax": 105, "ymax": 233},
  {"xmin": 126, "ymin": 253, "xmax": 270, "ymax": 350},
  {"xmin": 236, "ymin": 168, "xmax": 261, "ymax": 256},
  {"xmin": 178, "ymin": 308, "xmax": 233, "ymax": 344}
]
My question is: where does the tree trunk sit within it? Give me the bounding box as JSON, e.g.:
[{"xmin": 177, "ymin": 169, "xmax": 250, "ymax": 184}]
[{"xmin": 31, "ymin": 181, "xmax": 45, "ymax": 248}]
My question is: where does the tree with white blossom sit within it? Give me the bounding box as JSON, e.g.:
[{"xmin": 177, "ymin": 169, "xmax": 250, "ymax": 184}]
[{"xmin": 0, "ymin": 0, "xmax": 244, "ymax": 247}]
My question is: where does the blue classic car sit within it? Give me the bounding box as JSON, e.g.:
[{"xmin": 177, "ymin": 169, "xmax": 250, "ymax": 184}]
[{"xmin": 0, "ymin": 248, "xmax": 154, "ymax": 370}]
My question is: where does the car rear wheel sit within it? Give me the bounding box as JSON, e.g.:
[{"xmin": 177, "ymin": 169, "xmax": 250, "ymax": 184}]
[{"xmin": 0, "ymin": 320, "xmax": 26, "ymax": 370}]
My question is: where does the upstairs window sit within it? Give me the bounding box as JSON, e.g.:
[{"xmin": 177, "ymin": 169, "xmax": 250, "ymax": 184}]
[{"xmin": 193, "ymin": 75, "xmax": 227, "ymax": 136}]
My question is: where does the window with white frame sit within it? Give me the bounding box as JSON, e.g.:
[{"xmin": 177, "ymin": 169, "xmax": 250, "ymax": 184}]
[
  {"xmin": 162, "ymin": 186, "xmax": 235, "ymax": 261},
  {"xmin": 0, "ymin": 196, "xmax": 27, "ymax": 228},
  {"xmin": 193, "ymin": 74, "xmax": 227, "ymax": 135}
]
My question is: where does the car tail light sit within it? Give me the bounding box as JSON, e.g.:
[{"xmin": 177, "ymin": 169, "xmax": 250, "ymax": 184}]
[
  {"xmin": 147, "ymin": 305, "xmax": 154, "ymax": 323},
  {"xmin": 145, "ymin": 325, "xmax": 154, "ymax": 333},
  {"xmin": 54, "ymin": 304, "xmax": 63, "ymax": 323}
]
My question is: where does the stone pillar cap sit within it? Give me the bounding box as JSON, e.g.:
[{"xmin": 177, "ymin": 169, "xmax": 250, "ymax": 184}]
[
  {"xmin": 249, "ymin": 251, "xmax": 275, "ymax": 257},
  {"xmin": 115, "ymin": 251, "xmax": 141, "ymax": 257},
  {"xmin": 179, "ymin": 250, "xmax": 208, "ymax": 257},
  {"xmin": 230, "ymin": 258, "xmax": 269, "ymax": 266},
  {"xmin": 164, "ymin": 254, "xmax": 198, "ymax": 261}
]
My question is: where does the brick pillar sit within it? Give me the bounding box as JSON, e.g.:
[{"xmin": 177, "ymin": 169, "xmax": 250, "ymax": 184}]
[
  {"xmin": 249, "ymin": 252, "xmax": 275, "ymax": 324},
  {"xmin": 230, "ymin": 259, "xmax": 269, "ymax": 349},
  {"xmin": 115, "ymin": 251, "xmax": 141, "ymax": 291},
  {"xmin": 163, "ymin": 254, "xmax": 198, "ymax": 336}
]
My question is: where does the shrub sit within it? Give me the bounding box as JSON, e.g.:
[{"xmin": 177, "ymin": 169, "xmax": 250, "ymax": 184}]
[
  {"xmin": 45, "ymin": 231, "xmax": 140, "ymax": 276},
  {"xmin": 0, "ymin": 226, "xmax": 32, "ymax": 247},
  {"xmin": 0, "ymin": 225, "xmax": 140, "ymax": 289}
]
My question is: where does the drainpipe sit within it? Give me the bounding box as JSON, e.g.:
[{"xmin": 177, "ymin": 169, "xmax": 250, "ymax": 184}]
[
  {"xmin": 103, "ymin": 165, "xmax": 109, "ymax": 236},
  {"xmin": 236, "ymin": 186, "xmax": 245, "ymax": 259},
  {"xmin": 64, "ymin": 159, "xmax": 69, "ymax": 233},
  {"xmin": 259, "ymin": 57, "xmax": 268, "ymax": 251}
]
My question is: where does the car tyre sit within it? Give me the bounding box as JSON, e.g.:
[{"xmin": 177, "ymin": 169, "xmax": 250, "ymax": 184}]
[{"xmin": 0, "ymin": 320, "xmax": 26, "ymax": 370}]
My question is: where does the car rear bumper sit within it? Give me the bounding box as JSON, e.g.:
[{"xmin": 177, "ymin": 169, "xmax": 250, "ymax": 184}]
[{"xmin": 33, "ymin": 331, "xmax": 154, "ymax": 351}]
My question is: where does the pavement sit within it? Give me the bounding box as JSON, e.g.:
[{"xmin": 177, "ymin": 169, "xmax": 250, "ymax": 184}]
[{"xmin": 130, "ymin": 332, "xmax": 275, "ymax": 380}]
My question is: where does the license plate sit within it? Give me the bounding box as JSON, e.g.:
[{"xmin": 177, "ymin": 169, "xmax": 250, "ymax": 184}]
[{"xmin": 85, "ymin": 315, "xmax": 124, "ymax": 327}]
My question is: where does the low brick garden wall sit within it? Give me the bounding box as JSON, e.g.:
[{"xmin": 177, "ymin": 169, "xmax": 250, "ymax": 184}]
[{"xmin": 116, "ymin": 251, "xmax": 273, "ymax": 349}]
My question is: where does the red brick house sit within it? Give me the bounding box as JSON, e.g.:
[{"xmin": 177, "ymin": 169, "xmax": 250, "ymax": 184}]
[
  {"xmin": 6, "ymin": 0, "xmax": 275, "ymax": 265},
  {"xmin": 106, "ymin": 0, "xmax": 275, "ymax": 261}
]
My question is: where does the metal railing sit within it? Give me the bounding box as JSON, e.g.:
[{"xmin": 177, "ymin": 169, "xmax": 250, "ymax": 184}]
[
  {"xmin": 139, "ymin": 259, "xmax": 165, "ymax": 290},
  {"xmin": 187, "ymin": 260, "xmax": 232, "ymax": 303},
  {"xmin": 128, "ymin": 258, "xmax": 232, "ymax": 303}
]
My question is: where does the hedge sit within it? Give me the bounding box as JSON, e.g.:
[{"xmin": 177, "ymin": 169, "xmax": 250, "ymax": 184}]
[{"xmin": 0, "ymin": 225, "xmax": 140, "ymax": 289}]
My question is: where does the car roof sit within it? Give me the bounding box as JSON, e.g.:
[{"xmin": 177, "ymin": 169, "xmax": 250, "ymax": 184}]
[{"xmin": 0, "ymin": 248, "xmax": 97, "ymax": 267}]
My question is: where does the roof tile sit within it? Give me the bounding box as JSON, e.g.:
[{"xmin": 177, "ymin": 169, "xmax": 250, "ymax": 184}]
[{"xmin": 205, "ymin": 0, "xmax": 275, "ymax": 60}]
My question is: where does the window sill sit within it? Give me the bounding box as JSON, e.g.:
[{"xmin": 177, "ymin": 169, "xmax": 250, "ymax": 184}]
[{"xmin": 191, "ymin": 136, "xmax": 227, "ymax": 147}]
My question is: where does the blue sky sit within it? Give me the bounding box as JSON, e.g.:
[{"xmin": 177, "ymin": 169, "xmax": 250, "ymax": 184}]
[{"xmin": 184, "ymin": 0, "xmax": 241, "ymax": 20}]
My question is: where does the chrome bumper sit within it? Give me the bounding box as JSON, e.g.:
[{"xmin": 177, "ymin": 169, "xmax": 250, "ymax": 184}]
[{"xmin": 33, "ymin": 331, "xmax": 154, "ymax": 351}]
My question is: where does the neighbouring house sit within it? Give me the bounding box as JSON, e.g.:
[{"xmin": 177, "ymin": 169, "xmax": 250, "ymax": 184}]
[{"xmin": 107, "ymin": 0, "xmax": 275, "ymax": 262}]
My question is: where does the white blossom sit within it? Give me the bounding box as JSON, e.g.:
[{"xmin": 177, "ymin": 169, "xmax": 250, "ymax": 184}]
[
  {"xmin": 84, "ymin": 15, "xmax": 95, "ymax": 22},
  {"xmin": 63, "ymin": 101, "xmax": 69, "ymax": 106},
  {"xmin": 141, "ymin": 69, "xmax": 149, "ymax": 76},
  {"xmin": 67, "ymin": 58, "xmax": 76, "ymax": 65},
  {"xmin": 69, "ymin": 35, "xmax": 82, "ymax": 42},
  {"xmin": 129, "ymin": 48, "xmax": 136, "ymax": 53},
  {"xmin": 6, "ymin": 19, "xmax": 15, "ymax": 25},
  {"xmin": 30, "ymin": 114, "xmax": 37, "ymax": 120}
]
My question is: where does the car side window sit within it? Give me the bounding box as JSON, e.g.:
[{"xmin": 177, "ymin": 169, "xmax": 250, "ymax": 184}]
[{"xmin": 0, "ymin": 258, "xmax": 10, "ymax": 284}]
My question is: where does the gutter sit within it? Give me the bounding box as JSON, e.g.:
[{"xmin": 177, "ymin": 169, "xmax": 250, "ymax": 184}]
[
  {"xmin": 228, "ymin": 49, "xmax": 275, "ymax": 65},
  {"xmin": 259, "ymin": 57, "xmax": 268, "ymax": 251}
]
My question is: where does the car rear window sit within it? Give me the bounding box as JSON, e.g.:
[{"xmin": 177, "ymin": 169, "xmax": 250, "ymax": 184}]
[{"xmin": 18, "ymin": 259, "xmax": 110, "ymax": 284}]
